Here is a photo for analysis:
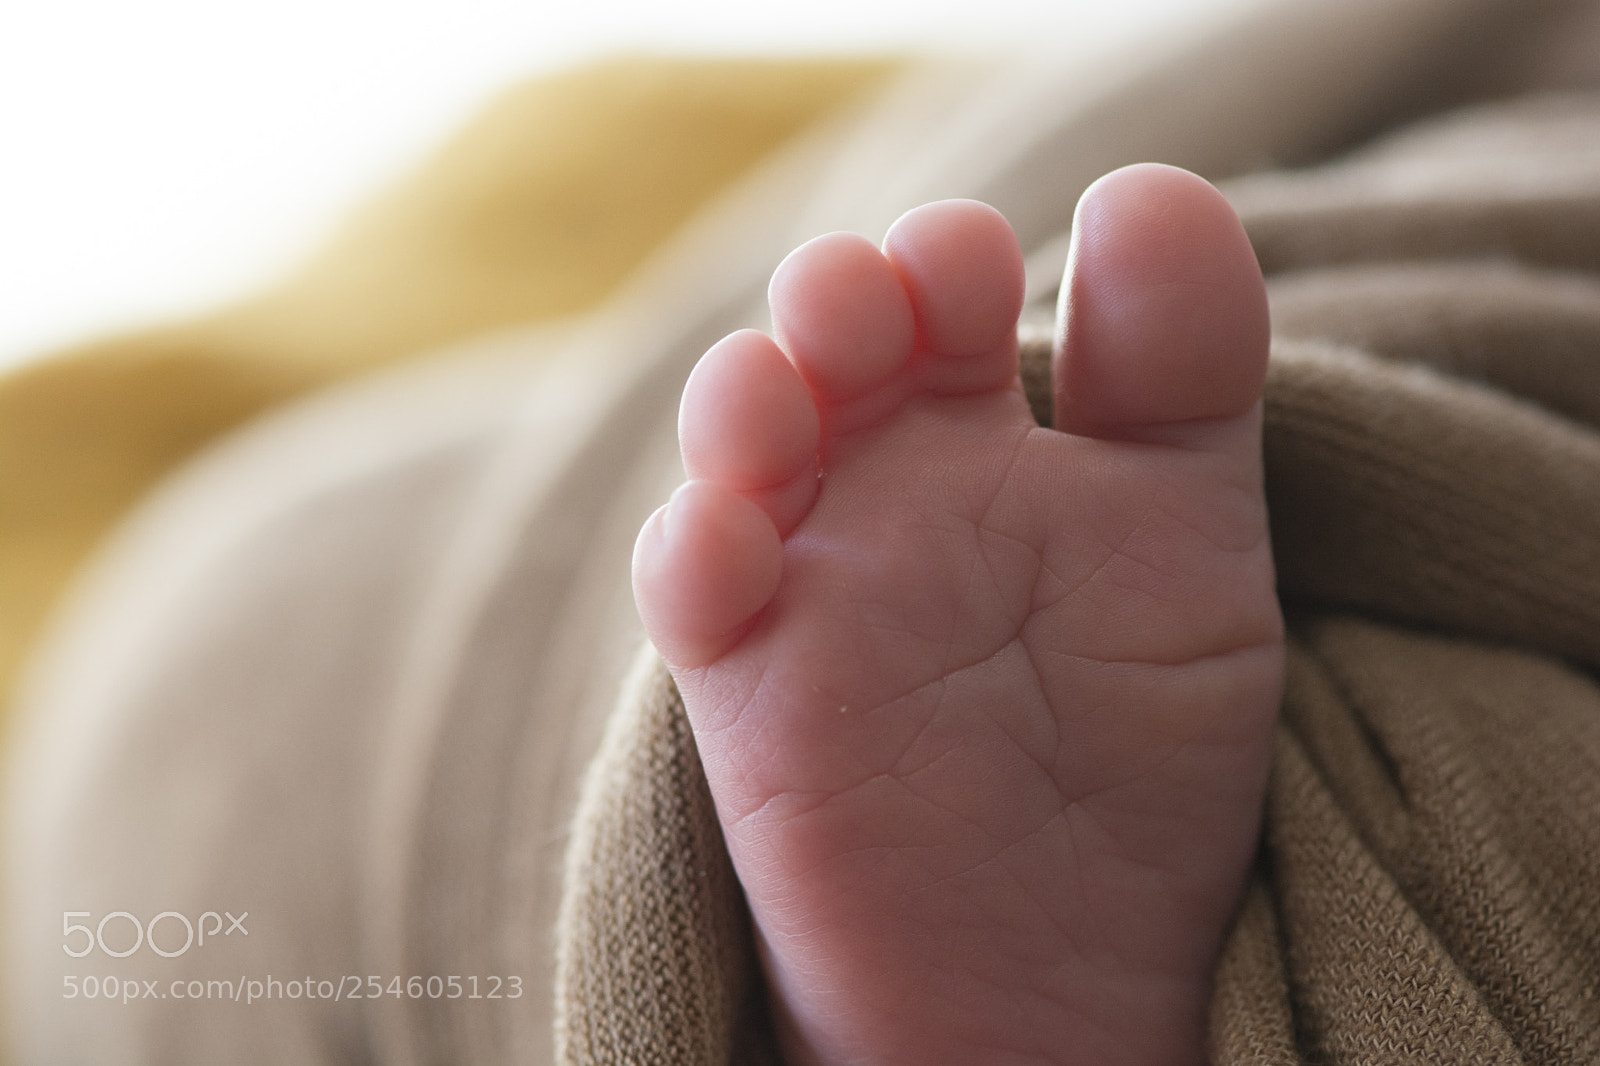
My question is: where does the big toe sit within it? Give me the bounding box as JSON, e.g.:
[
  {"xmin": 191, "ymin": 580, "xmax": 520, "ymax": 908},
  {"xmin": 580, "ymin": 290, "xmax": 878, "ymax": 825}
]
[{"xmin": 1055, "ymin": 163, "xmax": 1269, "ymax": 438}]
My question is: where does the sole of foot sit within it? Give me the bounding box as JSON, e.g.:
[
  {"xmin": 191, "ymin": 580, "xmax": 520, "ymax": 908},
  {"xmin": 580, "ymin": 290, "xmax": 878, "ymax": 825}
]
[{"xmin": 635, "ymin": 164, "xmax": 1283, "ymax": 1066}]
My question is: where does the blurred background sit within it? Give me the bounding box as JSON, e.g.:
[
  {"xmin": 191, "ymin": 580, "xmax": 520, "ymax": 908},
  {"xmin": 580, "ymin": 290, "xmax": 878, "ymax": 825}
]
[{"xmin": 0, "ymin": 0, "xmax": 1249, "ymax": 374}]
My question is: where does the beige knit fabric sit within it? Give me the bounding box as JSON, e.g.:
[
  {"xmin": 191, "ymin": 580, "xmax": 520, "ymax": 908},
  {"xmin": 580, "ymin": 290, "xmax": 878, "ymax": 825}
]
[
  {"xmin": 556, "ymin": 67, "xmax": 1600, "ymax": 1066},
  {"xmin": 555, "ymin": 650, "xmax": 778, "ymax": 1066}
]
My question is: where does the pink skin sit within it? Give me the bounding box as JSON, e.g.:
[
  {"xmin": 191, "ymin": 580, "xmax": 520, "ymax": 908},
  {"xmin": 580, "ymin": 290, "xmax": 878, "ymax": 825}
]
[{"xmin": 633, "ymin": 165, "xmax": 1283, "ymax": 1066}]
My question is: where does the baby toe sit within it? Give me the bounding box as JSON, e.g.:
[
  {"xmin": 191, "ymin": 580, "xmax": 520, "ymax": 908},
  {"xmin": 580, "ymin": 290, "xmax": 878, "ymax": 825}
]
[
  {"xmin": 884, "ymin": 199, "xmax": 1025, "ymax": 394},
  {"xmin": 680, "ymin": 329, "xmax": 820, "ymax": 534},
  {"xmin": 769, "ymin": 232, "xmax": 916, "ymax": 404},
  {"xmin": 633, "ymin": 480, "xmax": 784, "ymax": 670}
]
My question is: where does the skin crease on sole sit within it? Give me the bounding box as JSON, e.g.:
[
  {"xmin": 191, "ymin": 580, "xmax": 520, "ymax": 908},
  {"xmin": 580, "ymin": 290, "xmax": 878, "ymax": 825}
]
[{"xmin": 634, "ymin": 164, "xmax": 1284, "ymax": 1066}]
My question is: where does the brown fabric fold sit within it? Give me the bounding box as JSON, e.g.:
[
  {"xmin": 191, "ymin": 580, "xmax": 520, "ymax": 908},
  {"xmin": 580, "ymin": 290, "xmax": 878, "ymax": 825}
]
[
  {"xmin": 555, "ymin": 70, "xmax": 1600, "ymax": 1066},
  {"xmin": 555, "ymin": 650, "xmax": 775, "ymax": 1066}
]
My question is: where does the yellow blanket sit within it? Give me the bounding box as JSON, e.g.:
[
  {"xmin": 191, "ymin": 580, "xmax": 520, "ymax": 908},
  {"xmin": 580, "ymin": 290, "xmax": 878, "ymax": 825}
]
[{"xmin": 0, "ymin": 56, "xmax": 894, "ymax": 711}]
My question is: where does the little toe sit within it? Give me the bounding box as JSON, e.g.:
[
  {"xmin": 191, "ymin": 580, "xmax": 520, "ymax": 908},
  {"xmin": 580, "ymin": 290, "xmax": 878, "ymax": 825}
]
[
  {"xmin": 768, "ymin": 232, "xmax": 916, "ymax": 405},
  {"xmin": 1056, "ymin": 163, "xmax": 1269, "ymax": 439},
  {"xmin": 883, "ymin": 199, "xmax": 1026, "ymax": 394},
  {"xmin": 680, "ymin": 329, "xmax": 821, "ymax": 534},
  {"xmin": 633, "ymin": 479, "xmax": 784, "ymax": 670}
]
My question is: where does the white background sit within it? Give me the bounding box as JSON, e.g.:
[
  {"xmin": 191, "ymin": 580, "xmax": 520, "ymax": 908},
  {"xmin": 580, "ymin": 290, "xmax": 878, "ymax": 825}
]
[{"xmin": 0, "ymin": 0, "xmax": 1244, "ymax": 372}]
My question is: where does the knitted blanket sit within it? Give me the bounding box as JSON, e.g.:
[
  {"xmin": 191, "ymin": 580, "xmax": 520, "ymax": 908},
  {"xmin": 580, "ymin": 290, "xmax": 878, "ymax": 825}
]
[
  {"xmin": 556, "ymin": 8, "xmax": 1600, "ymax": 1066},
  {"xmin": 6, "ymin": 0, "xmax": 1599, "ymax": 1063}
]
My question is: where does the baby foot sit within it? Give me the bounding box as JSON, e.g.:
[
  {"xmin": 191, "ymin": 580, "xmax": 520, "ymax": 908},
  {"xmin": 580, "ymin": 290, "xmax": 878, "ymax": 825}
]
[{"xmin": 633, "ymin": 165, "xmax": 1283, "ymax": 1066}]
